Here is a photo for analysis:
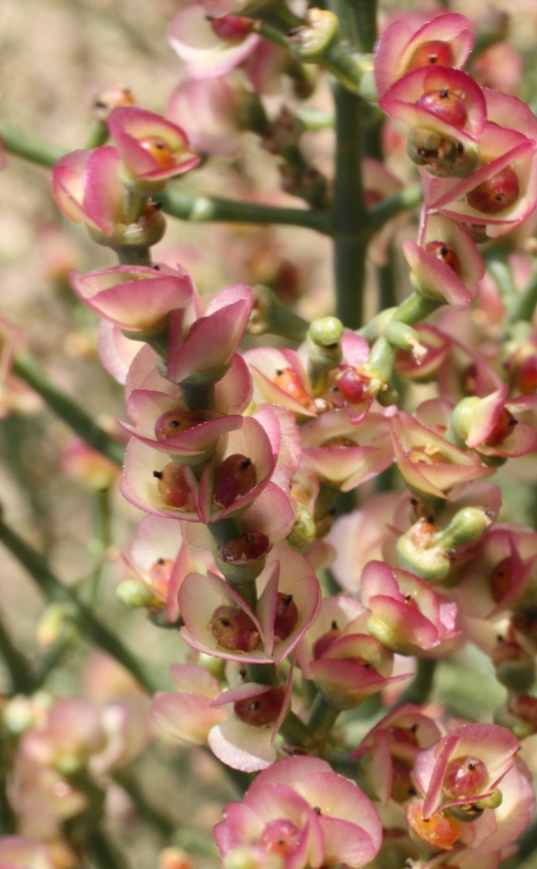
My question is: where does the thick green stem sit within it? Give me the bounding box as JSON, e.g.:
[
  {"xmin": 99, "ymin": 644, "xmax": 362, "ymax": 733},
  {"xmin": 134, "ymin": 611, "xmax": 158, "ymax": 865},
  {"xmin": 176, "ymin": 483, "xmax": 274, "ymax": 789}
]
[
  {"xmin": 330, "ymin": 82, "xmax": 367, "ymax": 329},
  {"xmin": 394, "ymin": 658, "xmax": 437, "ymax": 708},
  {"xmin": 0, "ymin": 517, "xmax": 161, "ymax": 694},
  {"xmin": 308, "ymin": 691, "xmax": 340, "ymax": 735},
  {"xmin": 84, "ymin": 827, "xmax": 130, "ymax": 869},
  {"xmin": 12, "ymin": 353, "xmax": 124, "ymax": 467},
  {"xmin": 0, "ymin": 614, "xmax": 36, "ymax": 693},
  {"xmin": 367, "ymin": 184, "xmax": 423, "ymax": 234},
  {"xmin": 158, "ymin": 187, "xmax": 332, "ymax": 234},
  {"xmin": 0, "ymin": 124, "xmax": 67, "ymax": 167},
  {"xmin": 340, "ymin": 0, "xmax": 378, "ymax": 52}
]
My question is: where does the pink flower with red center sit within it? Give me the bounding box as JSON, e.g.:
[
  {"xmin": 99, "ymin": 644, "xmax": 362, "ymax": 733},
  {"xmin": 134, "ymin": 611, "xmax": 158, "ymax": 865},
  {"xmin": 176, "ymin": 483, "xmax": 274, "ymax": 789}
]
[
  {"xmin": 168, "ymin": 6, "xmax": 260, "ymax": 80},
  {"xmin": 295, "ymin": 596, "xmax": 410, "ymax": 710},
  {"xmin": 413, "ymin": 722, "xmax": 520, "ymax": 819},
  {"xmin": 214, "ymin": 756, "xmax": 382, "ymax": 869},
  {"xmin": 403, "ymin": 214, "xmax": 484, "ymax": 309},
  {"xmin": 69, "ymin": 263, "xmax": 194, "ymax": 335},
  {"xmin": 360, "ymin": 560, "xmax": 460, "ymax": 656},
  {"xmin": 207, "ymin": 668, "xmax": 294, "ymax": 771},
  {"xmin": 108, "ymin": 107, "xmax": 200, "ymax": 192},
  {"xmin": 424, "ymin": 108, "xmax": 537, "ymax": 238},
  {"xmin": 391, "ymin": 411, "xmax": 494, "ymax": 500},
  {"xmin": 351, "ymin": 703, "xmax": 442, "ymax": 806},
  {"xmin": 166, "ymin": 283, "xmax": 253, "ymax": 385},
  {"xmin": 0, "ymin": 837, "xmax": 58, "ymax": 869},
  {"xmin": 52, "ymin": 147, "xmax": 127, "ymax": 237},
  {"xmin": 244, "ymin": 346, "xmax": 317, "ymax": 418},
  {"xmin": 151, "ymin": 664, "xmax": 226, "ymax": 746},
  {"xmin": 454, "ymin": 524, "xmax": 537, "ymax": 620},
  {"xmin": 167, "ymin": 76, "xmax": 244, "ymax": 157},
  {"xmin": 374, "ymin": 12, "xmax": 474, "ymax": 98},
  {"xmin": 380, "ymin": 67, "xmax": 486, "ymax": 144},
  {"xmin": 299, "ymin": 410, "xmax": 393, "ymax": 492},
  {"xmin": 120, "ymin": 414, "xmax": 274, "ymax": 522},
  {"xmin": 178, "ymin": 546, "xmax": 320, "ymax": 665}
]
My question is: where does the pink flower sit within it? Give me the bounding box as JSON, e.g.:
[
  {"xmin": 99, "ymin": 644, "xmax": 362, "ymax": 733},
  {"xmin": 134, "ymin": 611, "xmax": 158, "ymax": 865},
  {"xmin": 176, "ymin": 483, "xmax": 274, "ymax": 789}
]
[
  {"xmin": 178, "ymin": 546, "xmax": 320, "ymax": 664},
  {"xmin": 391, "ymin": 411, "xmax": 494, "ymax": 499},
  {"xmin": 451, "ymin": 386, "xmax": 537, "ymax": 459},
  {"xmin": 380, "ymin": 66, "xmax": 486, "ymax": 144},
  {"xmin": 403, "ymin": 214, "xmax": 484, "ymax": 309},
  {"xmin": 108, "ymin": 107, "xmax": 200, "ymax": 192},
  {"xmin": 360, "ymin": 560, "xmax": 460, "ymax": 656},
  {"xmin": 214, "ymin": 756, "xmax": 382, "ymax": 869},
  {"xmin": 167, "ymin": 76, "xmax": 244, "ymax": 157},
  {"xmin": 168, "ymin": 6, "xmax": 260, "ymax": 80},
  {"xmin": 166, "ymin": 283, "xmax": 253, "ymax": 385},
  {"xmin": 52, "ymin": 147, "xmax": 126, "ymax": 237},
  {"xmin": 374, "ymin": 12, "xmax": 474, "ymax": 98},
  {"xmin": 69, "ymin": 263, "xmax": 194, "ymax": 334},
  {"xmin": 351, "ymin": 703, "xmax": 442, "ymax": 806}
]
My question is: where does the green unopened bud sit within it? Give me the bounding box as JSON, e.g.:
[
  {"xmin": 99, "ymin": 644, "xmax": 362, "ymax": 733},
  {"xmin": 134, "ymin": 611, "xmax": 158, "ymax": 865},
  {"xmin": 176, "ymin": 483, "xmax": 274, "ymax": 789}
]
[
  {"xmin": 37, "ymin": 603, "xmax": 78, "ymax": 646},
  {"xmin": 449, "ymin": 802, "xmax": 483, "ymax": 823},
  {"xmin": 433, "ymin": 506, "xmax": 492, "ymax": 551},
  {"xmin": 288, "ymin": 8, "xmax": 340, "ymax": 62},
  {"xmin": 376, "ymin": 382, "xmax": 399, "ymax": 406},
  {"xmin": 448, "ymin": 396, "xmax": 480, "ymax": 447},
  {"xmin": 383, "ymin": 320, "xmax": 428, "ymax": 361},
  {"xmin": 307, "ymin": 317, "xmax": 343, "ymax": 394},
  {"xmin": 116, "ymin": 579, "xmax": 162, "ymax": 609},
  {"xmin": 396, "ymin": 526, "xmax": 450, "ymax": 584},
  {"xmin": 287, "ymin": 503, "xmax": 316, "ymax": 549}
]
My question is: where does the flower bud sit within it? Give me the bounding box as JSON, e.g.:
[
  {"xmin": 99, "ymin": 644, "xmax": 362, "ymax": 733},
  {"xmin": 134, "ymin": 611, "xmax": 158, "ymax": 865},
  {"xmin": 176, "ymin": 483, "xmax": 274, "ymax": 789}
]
[
  {"xmin": 396, "ymin": 522, "xmax": 451, "ymax": 584},
  {"xmin": 116, "ymin": 579, "xmax": 163, "ymax": 609},
  {"xmin": 287, "ymin": 503, "xmax": 316, "ymax": 549},
  {"xmin": 492, "ymin": 636, "xmax": 536, "ymax": 694},
  {"xmin": 434, "ymin": 506, "xmax": 492, "ymax": 551},
  {"xmin": 93, "ymin": 85, "xmax": 135, "ymax": 122},
  {"xmin": 288, "ymin": 9, "xmax": 340, "ymax": 62}
]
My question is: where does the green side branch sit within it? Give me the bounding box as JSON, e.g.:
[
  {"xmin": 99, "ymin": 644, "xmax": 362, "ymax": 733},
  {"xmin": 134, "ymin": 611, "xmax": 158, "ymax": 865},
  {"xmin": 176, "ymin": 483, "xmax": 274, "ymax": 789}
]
[{"xmin": 0, "ymin": 516, "xmax": 161, "ymax": 694}]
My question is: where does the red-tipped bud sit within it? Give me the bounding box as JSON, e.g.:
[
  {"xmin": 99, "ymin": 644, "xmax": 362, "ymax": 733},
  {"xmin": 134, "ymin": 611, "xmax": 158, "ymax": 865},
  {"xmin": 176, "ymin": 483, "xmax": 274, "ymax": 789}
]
[
  {"xmin": 154, "ymin": 410, "xmax": 206, "ymax": 441},
  {"xmin": 442, "ymin": 755, "xmax": 489, "ymax": 800},
  {"xmin": 94, "ymin": 85, "xmax": 135, "ymax": 121},
  {"xmin": 425, "ymin": 241, "xmax": 461, "ymax": 275},
  {"xmin": 213, "ymin": 454, "xmax": 257, "ymax": 507},
  {"xmin": 416, "ymin": 88, "xmax": 468, "ymax": 127},
  {"xmin": 273, "ymin": 593, "xmax": 299, "ymax": 643},
  {"xmin": 233, "ymin": 686, "xmax": 285, "ymax": 727},
  {"xmin": 467, "ymin": 166, "xmax": 520, "ymax": 214},
  {"xmin": 407, "ymin": 40, "xmax": 454, "ymax": 72},
  {"xmin": 209, "ymin": 605, "xmax": 260, "ymax": 652},
  {"xmin": 153, "ymin": 464, "xmax": 194, "ymax": 510}
]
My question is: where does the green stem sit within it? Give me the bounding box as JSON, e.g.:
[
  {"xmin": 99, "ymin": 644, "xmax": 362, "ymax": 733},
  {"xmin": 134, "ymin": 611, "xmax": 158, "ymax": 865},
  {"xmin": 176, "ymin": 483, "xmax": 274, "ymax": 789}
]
[
  {"xmin": 116, "ymin": 245, "xmax": 152, "ymax": 266},
  {"xmin": 308, "ymin": 691, "xmax": 340, "ymax": 735},
  {"xmin": 279, "ymin": 710, "xmax": 315, "ymax": 748},
  {"xmin": 341, "ymin": 0, "xmax": 378, "ymax": 52},
  {"xmin": 330, "ymin": 81, "xmax": 367, "ymax": 329},
  {"xmin": 0, "ymin": 517, "xmax": 161, "ymax": 694},
  {"xmin": 508, "ymin": 266, "xmax": 537, "ymax": 323},
  {"xmin": 173, "ymin": 826, "xmax": 220, "ymax": 860},
  {"xmin": 12, "ymin": 353, "xmax": 124, "ymax": 467},
  {"xmin": 394, "ymin": 658, "xmax": 437, "ymax": 708},
  {"xmin": 0, "ymin": 614, "xmax": 36, "ymax": 693},
  {"xmin": 158, "ymin": 187, "xmax": 332, "ymax": 234},
  {"xmin": 84, "ymin": 120, "xmax": 109, "ymax": 150},
  {"xmin": 88, "ymin": 487, "xmax": 113, "ymax": 607},
  {"xmin": 84, "ymin": 827, "xmax": 130, "ymax": 869},
  {"xmin": 0, "ymin": 124, "xmax": 67, "ymax": 167},
  {"xmin": 367, "ymin": 184, "xmax": 423, "ymax": 235},
  {"xmin": 112, "ymin": 770, "xmax": 176, "ymax": 838}
]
